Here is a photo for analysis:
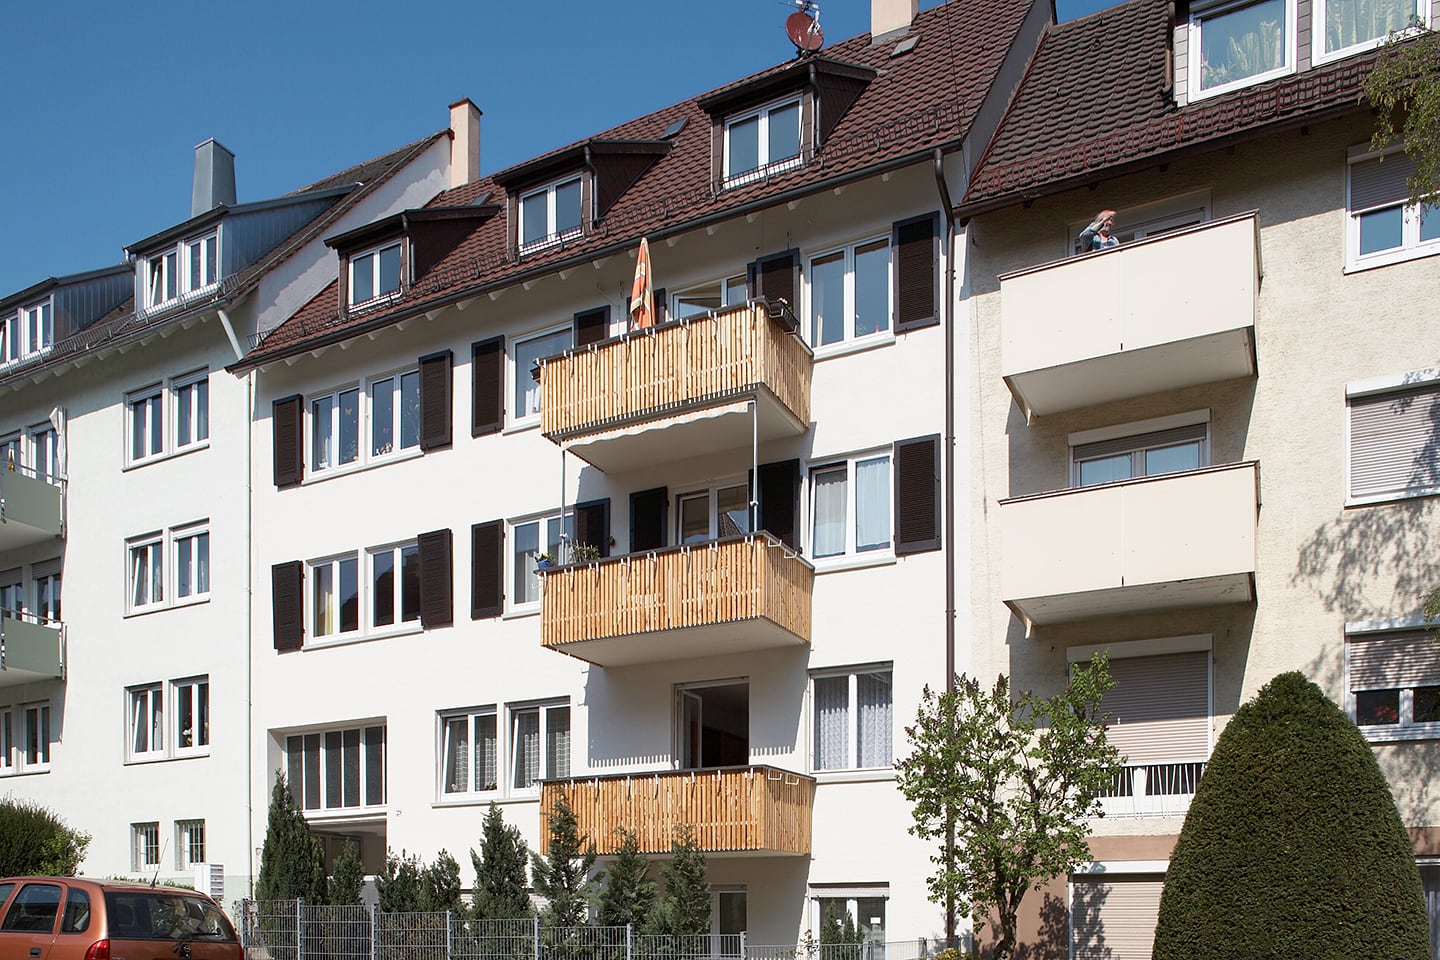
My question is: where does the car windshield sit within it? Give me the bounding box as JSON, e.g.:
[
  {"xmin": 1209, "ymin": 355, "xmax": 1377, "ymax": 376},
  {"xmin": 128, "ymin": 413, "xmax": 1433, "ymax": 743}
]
[{"xmin": 103, "ymin": 891, "xmax": 236, "ymax": 941}]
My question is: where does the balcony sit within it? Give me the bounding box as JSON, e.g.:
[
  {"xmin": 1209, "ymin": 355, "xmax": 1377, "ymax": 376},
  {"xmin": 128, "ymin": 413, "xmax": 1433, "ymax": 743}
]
[
  {"xmin": 541, "ymin": 765, "xmax": 815, "ymax": 856},
  {"xmin": 0, "ymin": 468, "xmax": 64, "ymax": 551},
  {"xmin": 1000, "ymin": 461, "xmax": 1259, "ymax": 627},
  {"xmin": 541, "ymin": 534, "xmax": 812, "ymax": 666},
  {"xmin": 1000, "ymin": 212, "xmax": 1260, "ymax": 421},
  {"xmin": 1098, "ymin": 761, "xmax": 1205, "ymax": 819},
  {"xmin": 0, "ymin": 613, "xmax": 63, "ymax": 688},
  {"xmin": 539, "ymin": 302, "xmax": 812, "ymax": 474}
]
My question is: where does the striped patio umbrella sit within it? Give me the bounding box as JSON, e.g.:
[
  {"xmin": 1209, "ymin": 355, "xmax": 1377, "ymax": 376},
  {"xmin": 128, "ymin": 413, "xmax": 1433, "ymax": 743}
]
[{"xmin": 629, "ymin": 237, "xmax": 655, "ymax": 329}]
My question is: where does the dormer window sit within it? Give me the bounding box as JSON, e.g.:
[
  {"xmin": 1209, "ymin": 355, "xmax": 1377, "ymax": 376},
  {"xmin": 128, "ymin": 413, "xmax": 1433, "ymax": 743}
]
[
  {"xmin": 519, "ymin": 177, "xmax": 584, "ymax": 251},
  {"xmin": 1315, "ymin": 0, "xmax": 1427, "ymax": 61},
  {"xmin": 1188, "ymin": 0, "xmax": 1295, "ymax": 98},
  {"xmin": 349, "ymin": 241, "xmax": 402, "ymax": 306},
  {"xmin": 724, "ymin": 97, "xmax": 802, "ymax": 186},
  {"xmin": 146, "ymin": 231, "xmax": 219, "ymax": 309},
  {"xmin": 2, "ymin": 299, "xmax": 53, "ymax": 364}
]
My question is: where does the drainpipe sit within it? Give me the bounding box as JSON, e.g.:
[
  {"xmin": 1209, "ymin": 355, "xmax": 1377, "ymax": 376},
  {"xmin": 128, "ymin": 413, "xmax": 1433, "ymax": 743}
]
[
  {"xmin": 245, "ymin": 370, "xmax": 255, "ymax": 897},
  {"xmin": 933, "ymin": 146, "xmax": 958, "ymax": 951}
]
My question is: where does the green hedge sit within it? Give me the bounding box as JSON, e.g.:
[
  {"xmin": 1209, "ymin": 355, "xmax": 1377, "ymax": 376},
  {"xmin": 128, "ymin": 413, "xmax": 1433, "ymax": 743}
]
[
  {"xmin": 1153, "ymin": 671, "xmax": 1429, "ymax": 960},
  {"xmin": 0, "ymin": 797, "xmax": 90, "ymax": 876}
]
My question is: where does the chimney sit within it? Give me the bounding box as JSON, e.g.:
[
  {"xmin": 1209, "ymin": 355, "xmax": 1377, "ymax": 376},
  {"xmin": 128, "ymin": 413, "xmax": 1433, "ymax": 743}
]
[
  {"xmin": 449, "ymin": 98, "xmax": 482, "ymax": 189},
  {"xmin": 192, "ymin": 139, "xmax": 237, "ymax": 217},
  {"xmin": 871, "ymin": 0, "xmax": 918, "ymax": 41}
]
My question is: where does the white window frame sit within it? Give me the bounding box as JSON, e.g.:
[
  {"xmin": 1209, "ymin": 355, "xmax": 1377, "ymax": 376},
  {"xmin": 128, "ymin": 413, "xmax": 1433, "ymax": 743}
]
[
  {"xmin": 517, "ymin": 176, "xmax": 585, "ymax": 252},
  {"xmin": 131, "ymin": 821, "xmax": 161, "ymax": 871},
  {"xmin": 509, "ymin": 512, "xmax": 570, "ymax": 612},
  {"xmin": 1068, "ymin": 410, "xmax": 1212, "ymax": 488},
  {"xmin": 1345, "ymin": 145, "xmax": 1440, "ymax": 272},
  {"xmin": 310, "ymin": 551, "xmax": 361, "ymax": 641},
  {"xmin": 146, "ymin": 231, "xmax": 219, "ymax": 311},
  {"xmin": 1345, "ymin": 367, "xmax": 1440, "ymax": 504},
  {"xmin": 184, "ymin": 233, "xmax": 219, "ymax": 294},
  {"xmin": 0, "ymin": 567, "xmax": 22, "ymax": 618},
  {"xmin": 126, "ymin": 384, "xmax": 165, "ymax": 466},
  {"xmin": 1, "ymin": 311, "xmax": 20, "ymax": 364},
  {"xmin": 5, "ymin": 299, "xmax": 54, "ymax": 362},
  {"xmin": 348, "ymin": 240, "xmax": 404, "ymax": 307},
  {"xmin": 283, "ymin": 724, "xmax": 387, "ymax": 814},
  {"xmin": 174, "ymin": 369, "xmax": 210, "ymax": 451},
  {"xmin": 805, "ymin": 235, "xmax": 893, "ymax": 352},
  {"xmin": 28, "ymin": 423, "xmax": 59, "ymax": 483},
  {"xmin": 509, "ymin": 325, "xmax": 573, "ymax": 427},
  {"xmin": 367, "ymin": 540, "xmax": 421, "ymax": 632},
  {"xmin": 809, "ymin": 664, "xmax": 894, "ymax": 774},
  {"xmin": 307, "ymin": 368, "xmax": 422, "ymax": 479},
  {"xmin": 0, "ymin": 432, "xmax": 20, "ymax": 472},
  {"xmin": 1066, "ymin": 193, "xmax": 1212, "ymax": 255},
  {"xmin": 175, "ymin": 819, "xmax": 206, "ymax": 870},
  {"xmin": 32, "ymin": 559, "xmax": 61, "ymax": 624},
  {"xmin": 306, "ymin": 539, "xmax": 423, "ymax": 644},
  {"xmin": 1186, "ymin": 0, "xmax": 1297, "ymax": 100},
  {"xmin": 723, "ymin": 95, "xmax": 804, "ymax": 186},
  {"xmin": 127, "ymin": 533, "xmax": 165, "ymax": 614},
  {"xmin": 367, "ymin": 368, "xmax": 422, "ymax": 461},
  {"xmin": 508, "ymin": 700, "xmax": 571, "ymax": 795},
  {"xmin": 127, "ymin": 683, "xmax": 165, "ymax": 762},
  {"xmin": 0, "ymin": 706, "xmax": 15, "ymax": 774},
  {"xmin": 20, "ymin": 701, "xmax": 50, "ymax": 772},
  {"xmin": 125, "ymin": 370, "xmax": 211, "ymax": 468},
  {"xmin": 127, "ymin": 523, "xmax": 211, "ymax": 615},
  {"xmin": 173, "ymin": 523, "xmax": 211, "ymax": 603},
  {"xmin": 438, "ymin": 706, "xmax": 500, "ymax": 799},
  {"xmin": 172, "ymin": 676, "xmax": 210, "ymax": 757},
  {"xmin": 670, "ymin": 274, "xmax": 749, "ymax": 320},
  {"xmin": 1314, "ymin": 0, "xmax": 1429, "ymax": 62},
  {"xmin": 676, "ymin": 478, "xmax": 753, "ymax": 545},
  {"xmin": 1346, "ymin": 616, "xmax": 1440, "ymax": 742},
  {"xmin": 808, "ymin": 888, "xmax": 889, "ymax": 945},
  {"xmin": 808, "ymin": 448, "xmax": 894, "ymax": 564}
]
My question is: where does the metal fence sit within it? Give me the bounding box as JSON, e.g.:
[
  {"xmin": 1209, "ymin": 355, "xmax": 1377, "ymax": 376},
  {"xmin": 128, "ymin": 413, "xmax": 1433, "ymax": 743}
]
[{"xmin": 237, "ymin": 901, "xmax": 931, "ymax": 960}]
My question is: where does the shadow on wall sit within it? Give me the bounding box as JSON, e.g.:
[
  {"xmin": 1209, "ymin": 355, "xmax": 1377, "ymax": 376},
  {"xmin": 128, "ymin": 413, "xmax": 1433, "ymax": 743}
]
[
  {"xmin": 1291, "ymin": 497, "xmax": 1440, "ymax": 623},
  {"xmin": 977, "ymin": 884, "xmax": 1110, "ymax": 960}
]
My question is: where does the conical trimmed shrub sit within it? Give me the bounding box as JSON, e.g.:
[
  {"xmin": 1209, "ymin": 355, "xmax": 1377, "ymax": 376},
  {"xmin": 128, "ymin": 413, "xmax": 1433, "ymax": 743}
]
[{"xmin": 1153, "ymin": 671, "xmax": 1428, "ymax": 960}]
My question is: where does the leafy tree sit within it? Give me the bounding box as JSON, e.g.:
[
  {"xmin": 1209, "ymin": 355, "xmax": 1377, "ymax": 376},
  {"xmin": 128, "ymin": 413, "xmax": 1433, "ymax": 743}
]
[
  {"xmin": 0, "ymin": 797, "xmax": 91, "ymax": 876},
  {"xmin": 1153, "ymin": 671, "xmax": 1429, "ymax": 960},
  {"xmin": 1365, "ymin": 28, "xmax": 1440, "ymax": 208},
  {"xmin": 255, "ymin": 774, "xmax": 327, "ymax": 903},
  {"xmin": 596, "ymin": 828, "xmax": 656, "ymax": 928},
  {"xmin": 328, "ymin": 839, "xmax": 366, "ymax": 905},
  {"xmin": 376, "ymin": 849, "xmax": 424, "ymax": 912},
  {"xmin": 471, "ymin": 802, "xmax": 532, "ymax": 919},
  {"xmin": 894, "ymin": 655, "xmax": 1121, "ymax": 960},
  {"xmin": 644, "ymin": 826, "xmax": 711, "ymax": 937},
  {"xmin": 532, "ymin": 794, "xmax": 597, "ymax": 927},
  {"xmin": 421, "ymin": 849, "xmax": 466, "ymax": 914}
]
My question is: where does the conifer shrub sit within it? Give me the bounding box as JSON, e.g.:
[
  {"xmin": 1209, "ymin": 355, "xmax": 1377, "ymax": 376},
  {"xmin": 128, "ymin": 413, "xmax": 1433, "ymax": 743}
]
[{"xmin": 1152, "ymin": 671, "xmax": 1429, "ymax": 960}]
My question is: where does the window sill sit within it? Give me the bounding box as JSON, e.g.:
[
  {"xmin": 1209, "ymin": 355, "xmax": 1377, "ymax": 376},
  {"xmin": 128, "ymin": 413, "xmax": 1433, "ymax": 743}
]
[
  {"xmin": 123, "ymin": 440, "xmax": 210, "ymax": 473},
  {"xmin": 503, "ymin": 605, "xmax": 541, "ymax": 621},
  {"xmin": 125, "ymin": 750, "xmax": 210, "ymax": 765},
  {"xmin": 348, "ymin": 292, "xmax": 404, "ymax": 315},
  {"xmin": 812, "ymin": 768, "xmax": 895, "ymax": 784},
  {"xmin": 811, "ymin": 553, "xmax": 897, "ymax": 575},
  {"xmin": 433, "ymin": 793, "xmax": 539, "ymax": 809},
  {"xmin": 503, "ymin": 417, "xmax": 542, "ymax": 436},
  {"xmin": 1360, "ymin": 727, "xmax": 1440, "ymax": 744},
  {"xmin": 519, "ymin": 231, "xmax": 584, "ymax": 256},
  {"xmin": 1344, "ymin": 242, "xmax": 1440, "ymax": 275},
  {"xmin": 301, "ymin": 445, "xmax": 424, "ymax": 486},
  {"xmin": 124, "ymin": 595, "xmax": 211, "ymax": 619},
  {"xmin": 722, "ymin": 158, "xmax": 805, "ymax": 190},
  {"xmin": 811, "ymin": 334, "xmax": 895, "ymax": 363},
  {"xmin": 1187, "ymin": 64, "xmax": 1295, "ymax": 102},
  {"xmin": 304, "ymin": 622, "xmax": 424, "ymax": 650},
  {"xmin": 1345, "ymin": 486, "xmax": 1440, "ymax": 508},
  {"xmin": 0, "ymin": 767, "xmax": 50, "ymax": 777}
]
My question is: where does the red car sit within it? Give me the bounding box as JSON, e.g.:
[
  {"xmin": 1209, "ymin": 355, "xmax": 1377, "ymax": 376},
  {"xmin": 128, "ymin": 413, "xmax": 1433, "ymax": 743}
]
[{"xmin": 0, "ymin": 876, "xmax": 241, "ymax": 960}]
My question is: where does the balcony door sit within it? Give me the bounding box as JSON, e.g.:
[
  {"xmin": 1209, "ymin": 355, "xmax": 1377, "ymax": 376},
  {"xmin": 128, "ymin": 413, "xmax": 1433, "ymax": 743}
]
[
  {"xmin": 712, "ymin": 887, "xmax": 747, "ymax": 956},
  {"xmin": 677, "ymin": 482, "xmax": 752, "ymax": 545},
  {"xmin": 678, "ymin": 681, "xmax": 749, "ymax": 769}
]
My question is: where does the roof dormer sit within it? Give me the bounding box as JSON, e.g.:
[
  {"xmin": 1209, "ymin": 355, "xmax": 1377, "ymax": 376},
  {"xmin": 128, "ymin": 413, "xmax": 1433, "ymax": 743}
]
[{"xmin": 0, "ymin": 263, "xmax": 132, "ymax": 368}]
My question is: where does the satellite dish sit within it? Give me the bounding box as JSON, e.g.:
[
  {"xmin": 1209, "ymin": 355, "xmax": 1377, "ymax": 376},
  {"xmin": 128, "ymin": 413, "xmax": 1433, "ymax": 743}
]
[{"xmin": 786, "ymin": 5, "xmax": 823, "ymax": 52}]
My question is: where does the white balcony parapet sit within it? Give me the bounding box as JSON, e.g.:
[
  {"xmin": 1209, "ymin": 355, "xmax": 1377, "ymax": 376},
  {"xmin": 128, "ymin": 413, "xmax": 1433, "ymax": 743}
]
[
  {"xmin": 0, "ymin": 466, "xmax": 64, "ymax": 552},
  {"xmin": 1097, "ymin": 761, "xmax": 1205, "ymax": 818}
]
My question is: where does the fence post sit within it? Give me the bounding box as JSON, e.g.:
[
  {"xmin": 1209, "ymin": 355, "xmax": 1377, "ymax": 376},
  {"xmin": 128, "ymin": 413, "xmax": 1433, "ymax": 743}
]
[
  {"xmin": 740, "ymin": 931, "xmax": 748, "ymax": 959},
  {"xmin": 534, "ymin": 915, "xmax": 542, "ymax": 960},
  {"xmin": 447, "ymin": 909, "xmax": 454, "ymax": 958},
  {"xmin": 626, "ymin": 923, "xmax": 633, "ymax": 960},
  {"xmin": 918, "ymin": 937, "xmax": 927, "ymax": 959},
  {"xmin": 297, "ymin": 899, "xmax": 305, "ymax": 960},
  {"xmin": 370, "ymin": 903, "xmax": 378, "ymax": 960}
]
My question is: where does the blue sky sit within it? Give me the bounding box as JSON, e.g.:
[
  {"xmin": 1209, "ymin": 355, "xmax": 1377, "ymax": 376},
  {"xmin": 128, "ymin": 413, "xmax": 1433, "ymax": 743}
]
[{"xmin": 0, "ymin": 0, "xmax": 1114, "ymax": 297}]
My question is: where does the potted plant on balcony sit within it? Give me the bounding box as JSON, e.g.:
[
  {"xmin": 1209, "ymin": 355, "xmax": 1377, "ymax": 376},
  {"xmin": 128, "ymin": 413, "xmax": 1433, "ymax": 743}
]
[
  {"xmin": 534, "ymin": 552, "xmax": 555, "ymax": 570},
  {"xmin": 570, "ymin": 542, "xmax": 601, "ymax": 563}
]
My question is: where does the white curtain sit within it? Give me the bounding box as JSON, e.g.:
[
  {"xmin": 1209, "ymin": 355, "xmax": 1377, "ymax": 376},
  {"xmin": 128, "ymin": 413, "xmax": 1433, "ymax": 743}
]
[
  {"xmin": 814, "ymin": 676, "xmax": 849, "ymax": 770},
  {"xmin": 812, "ymin": 469, "xmax": 847, "ymax": 557},
  {"xmin": 47, "ymin": 406, "xmax": 65, "ymax": 479},
  {"xmin": 856, "ymin": 671, "xmax": 892, "ymax": 768},
  {"xmin": 855, "ymin": 457, "xmax": 891, "ymax": 552},
  {"xmin": 444, "ymin": 718, "xmax": 469, "ymax": 794},
  {"xmin": 547, "ymin": 707, "xmax": 571, "ymax": 779},
  {"xmin": 513, "ymin": 711, "xmax": 540, "ymax": 788},
  {"xmin": 476, "ymin": 715, "xmax": 498, "ymax": 791}
]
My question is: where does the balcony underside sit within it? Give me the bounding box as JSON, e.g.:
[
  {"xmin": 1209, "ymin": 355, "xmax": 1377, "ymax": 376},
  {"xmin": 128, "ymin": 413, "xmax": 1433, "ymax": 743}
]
[
  {"xmin": 559, "ymin": 390, "xmax": 807, "ymax": 475},
  {"xmin": 550, "ymin": 616, "xmax": 808, "ymax": 667},
  {"xmin": 1006, "ymin": 572, "xmax": 1254, "ymax": 627},
  {"xmin": 0, "ymin": 616, "xmax": 63, "ymax": 688}
]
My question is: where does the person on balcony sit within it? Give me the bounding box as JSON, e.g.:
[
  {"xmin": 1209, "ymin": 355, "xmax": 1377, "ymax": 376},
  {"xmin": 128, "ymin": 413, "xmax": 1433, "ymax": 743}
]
[{"xmin": 1077, "ymin": 209, "xmax": 1119, "ymax": 252}]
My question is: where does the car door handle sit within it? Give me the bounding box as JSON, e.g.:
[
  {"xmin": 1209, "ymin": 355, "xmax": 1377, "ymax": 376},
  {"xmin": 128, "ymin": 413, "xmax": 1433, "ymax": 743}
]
[{"xmin": 30, "ymin": 949, "xmax": 41, "ymax": 957}]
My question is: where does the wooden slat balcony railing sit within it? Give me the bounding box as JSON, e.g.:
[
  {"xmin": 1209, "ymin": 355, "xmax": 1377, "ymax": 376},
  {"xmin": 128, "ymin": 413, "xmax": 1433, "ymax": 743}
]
[
  {"xmin": 541, "ymin": 533, "xmax": 813, "ymax": 666},
  {"xmin": 538, "ymin": 303, "xmax": 812, "ymax": 473},
  {"xmin": 541, "ymin": 765, "xmax": 815, "ymax": 855}
]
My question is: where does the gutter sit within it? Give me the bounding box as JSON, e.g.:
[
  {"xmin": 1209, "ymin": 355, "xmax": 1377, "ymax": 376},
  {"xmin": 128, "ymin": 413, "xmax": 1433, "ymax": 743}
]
[{"xmin": 932, "ymin": 148, "xmax": 957, "ymax": 693}]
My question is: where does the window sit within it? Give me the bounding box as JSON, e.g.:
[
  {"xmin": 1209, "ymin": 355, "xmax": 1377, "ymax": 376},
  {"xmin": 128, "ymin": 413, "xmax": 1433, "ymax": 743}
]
[
  {"xmin": 175, "ymin": 372, "xmax": 210, "ymax": 449},
  {"xmin": 510, "ymin": 703, "xmax": 570, "ymax": 791},
  {"xmin": 370, "ymin": 542, "xmax": 420, "ymax": 629},
  {"xmin": 1347, "ymin": 147, "xmax": 1440, "ymax": 270},
  {"xmin": 1316, "ymin": 0, "xmax": 1425, "ymax": 60},
  {"xmin": 132, "ymin": 822, "xmax": 161, "ymax": 871},
  {"xmin": 29, "ymin": 424, "xmax": 59, "ymax": 482},
  {"xmin": 128, "ymin": 523, "xmax": 210, "ymax": 614},
  {"xmin": 2, "ymin": 299, "xmax": 54, "ymax": 364},
  {"xmin": 810, "ymin": 452, "xmax": 892, "ymax": 559},
  {"xmin": 0, "ymin": 433, "xmax": 20, "ymax": 471},
  {"xmin": 0, "ymin": 568, "xmax": 23, "ymax": 617},
  {"xmin": 176, "ymin": 819, "xmax": 206, "ymax": 870},
  {"xmin": 312, "ymin": 552, "xmax": 360, "ymax": 638},
  {"xmin": 128, "ymin": 684, "xmax": 165, "ymax": 760},
  {"xmin": 311, "ymin": 370, "xmax": 421, "ymax": 474},
  {"xmin": 126, "ymin": 371, "xmax": 210, "ymax": 466},
  {"xmin": 128, "ymin": 386, "xmax": 164, "ymax": 464},
  {"xmin": 1070, "ymin": 873, "xmax": 1165, "ymax": 960},
  {"xmin": 677, "ymin": 482, "xmax": 751, "ymax": 544},
  {"xmin": 0, "ymin": 709, "xmax": 12, "ymax": 773},
  {"xmin": 284, "ymin": 724, "xmax": 386, "ymax": 813},
  {"xmin": 808, "ymin": 238, "xmax": 890, "ymax": 347},
  {"xmin": 511, "ymin": 514, "xmax": 570, "ymax": 607},
  {"xmin": 672, "ymin": 274, "xmax": 748, "ymax": 320},
  {"xmin": 442, "ymin": 709, "xmax": 499, "ymax": 796},
  {"xmin": 174, "ymin": 677, "xmax": 210, "ymax": 753},
  {"xmin": 1347, "ymin": 371, "xmax": 1440, "ymax": 502},
  {"xmin": 128, "ymin": 678, "xmax": 208, "ymax": 763},
  {"xmin": 1189, "ymin": 0, "xmax": 1294, "ymax": 97},
  {"xmin": 146, "ymin": 232, "xmax": 218, "ymax": 309},
  {"xmin": 1349, "ymin": 629, "xmax": 1440, "ymax": 740},
  {"xmin": 724, "ymin": 97, "xmax": 802, "ymax": 185},
  {"xmin": 15, "ymin": 703, "xmax": 50, "ymax": 771},
  {"xmin": 1071, "ymin": 419, "xmax": 1209, "ymax": 487},
  {"xmin": 371, "ymin": 371, "xmax": 420, "ymax": 457},
  {"xmin": 811, "ymin": 890, "xmax": 887, "ymax": 950},
  {"xmin": 512, "ymin": 328, "xmax": 573, "ymax": 422},
  {"xmin": 1067, "ymin": 196, "xmax": 1210, "ymax": 255},
  {"xmin": 32, "ymin": 561, "xmax": 60, "ymax": 623},
  {"xmin": 519, "ymin": 177, "xmax": 584, "ymax": 251},
  {"xmin": 1420, "ymin": 863, "xmax": 1440, "ymax": 960},
  {"xmin": 312, "ymin": 387, "xmax": 360, "ymax": 471},
  {"xmin": 1, "ymin": 882, "xmax": 62, "ymax": 932},
  {"xmin": 812, "ymin": 667, "xmax": 892, "ymax": 771},
  {"xmin": 349, "ymin": 241, "xmax": 402, "ymax": 306}
]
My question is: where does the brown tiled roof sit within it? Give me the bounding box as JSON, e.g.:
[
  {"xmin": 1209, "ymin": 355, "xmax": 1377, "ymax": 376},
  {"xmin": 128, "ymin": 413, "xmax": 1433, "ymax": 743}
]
[
  {"xmin": 241, "ymin": 0, "xmax": 1036, "ymax": 367},
  {"xmin": 0, "ymin": 132, "xmax": 446, "ymax": 390},
  {"xmin": 960, "ymin": 0, "xmax": 1381, "ymax": 213}
]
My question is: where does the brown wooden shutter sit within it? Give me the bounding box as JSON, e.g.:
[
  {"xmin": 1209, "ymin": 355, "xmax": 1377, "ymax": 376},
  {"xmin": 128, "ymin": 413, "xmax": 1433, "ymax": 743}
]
[
  {"xmin": 757, "ymin": 459, "xmax": 800, "ymax": 549},
  {"xmin": 893, "ymin": 213, "xmax": 940, "ymax": 332},
  {"xmin": 573, "ymin": 306, "xmax": 610, "ymax": 346},
  {"xmin": 271, "ymin": 560, "xmax": 304, "ymax": 651},
  {"xmin": 1348, "ymin": 382, "xmax": 1440, "ymax": 500},
  {"xmin": 417, "ymin": 528, "xmax": 454, "ymax": 628},
  {"xmin": 471, "ymin": 336, "xmax": 505, "ymax": 438},
  {"xmin": 894, "ymin": 434, "xmax": 941, "ymax": 554},
  {"xmin": 418, "ymin": 350, "xmax": 453, "ymax": 451},
  {"xmin": 653, "ymin": 287, "xmax": 667, "ymax": 325},
  {"xmin": 471, "ymin": 520, "xmax": 504, "ymax": 619},
  {"xmin": 574, "ymin": 498, "xmax": 611, "ymax": 558},
  {"xmin": 272, "ymin": 395, "xmax": 304, "ymax": 487},
  {"xmin": 629, "ymin": 487, "xmax": 668, "ymax": 552},
  {"xmin": 1097, "ymin": 651, "xmax": 1210, "ymax": 764},
  {"xmin": 747, "ymin": 250, "xmax": 800, "ymax": 309}
]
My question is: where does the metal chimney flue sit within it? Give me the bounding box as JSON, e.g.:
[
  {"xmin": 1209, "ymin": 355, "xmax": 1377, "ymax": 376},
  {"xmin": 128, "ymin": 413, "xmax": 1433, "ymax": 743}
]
[{"xmin": 192, "ymin": 139, "xmax": 237, "ymax": 217}]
